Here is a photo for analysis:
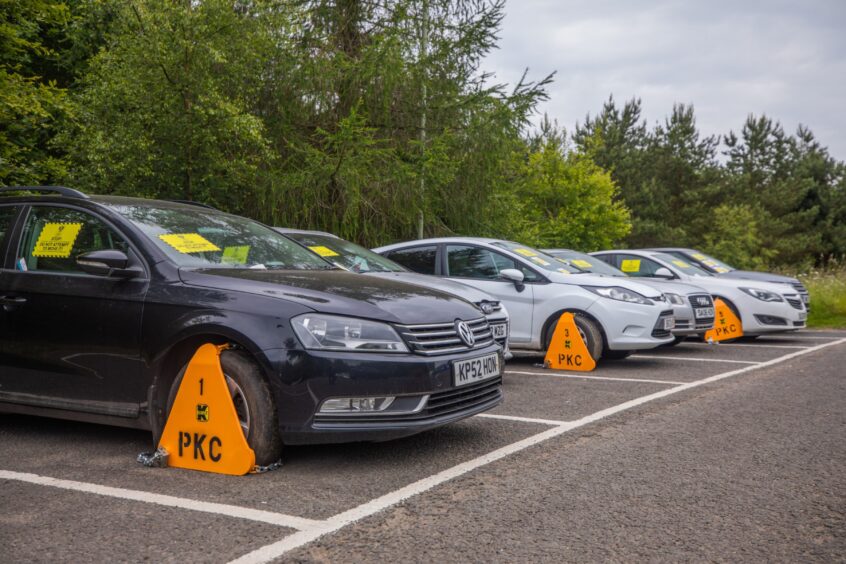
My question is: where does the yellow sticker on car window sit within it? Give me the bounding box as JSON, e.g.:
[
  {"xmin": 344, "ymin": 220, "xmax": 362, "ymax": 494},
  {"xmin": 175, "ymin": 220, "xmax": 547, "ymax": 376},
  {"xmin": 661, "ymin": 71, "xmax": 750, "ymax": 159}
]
[
  {"xmin": 571, "ymin": 259, "xmax": 593, "ymax": 268},
  {"xmin": 514, "ymin": 248, "xmax": 537, "ymax": 257},
  {"xmin": 620, "ymin": 259, "xmax": 641, "ymax": 272},
  {"xmin": 692, "ymin": 253, "xmax": 707, "ymax": 260},
  {"xmin": 672, "ymin": 259, "xmax": 691, "ymax": 268},
  {"xmin": 159, "ymin": 233, "xmax": 220, "ymax": 253},
  {"xmin": 32, "ymin": 222, "xmax": 83, "ymax": 258},
  {"xmin": 715, "ymin": 266, "xmax": 730, "ymax": 273},
  {"xmin": 221, "ymin": 246, "xmax": 250, "ymax": 265},
  {"xmin": 556, "ymin": 268, "xmax": 571, "ymax": 274},
  {"xmin": 530, "ymin": 256, "xmax": 550, "ymax": 266},
  {"xmin": 308, "ymin": 245, "xmax": 339, "ymax": 257}
]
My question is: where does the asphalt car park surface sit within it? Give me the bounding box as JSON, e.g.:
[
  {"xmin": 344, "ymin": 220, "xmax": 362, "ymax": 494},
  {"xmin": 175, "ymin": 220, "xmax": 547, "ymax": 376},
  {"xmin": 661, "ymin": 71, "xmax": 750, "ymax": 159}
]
[{"xmin": 2, "ymin": 330, "xmax": 845, "ymax": 562}]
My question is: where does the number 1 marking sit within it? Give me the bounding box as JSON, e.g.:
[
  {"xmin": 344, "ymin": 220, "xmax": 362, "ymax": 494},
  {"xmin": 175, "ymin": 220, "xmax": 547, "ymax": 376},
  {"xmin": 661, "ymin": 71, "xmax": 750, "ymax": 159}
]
[{"xmin": 199, "ymin": 378, "xmax": 204, "ymax": 396}]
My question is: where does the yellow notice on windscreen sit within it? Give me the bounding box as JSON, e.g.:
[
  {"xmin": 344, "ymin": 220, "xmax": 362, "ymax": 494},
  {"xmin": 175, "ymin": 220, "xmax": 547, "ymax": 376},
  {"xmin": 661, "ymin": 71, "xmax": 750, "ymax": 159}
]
[
  {"xmin": 514, "ymin": 248, "xmax": 537, "ymax": 257},
  {"xmin": 159, "ymin": 233, "xmax": 220, "ymax": 254},
  {"xmin": 672, "ymin": 259, "xmax": 691, "ymax": 268},
  {"xmin": 620, "ymin": 259, "xmax": 641, "ymax": 273},
  {"xmin": 221, "ymin": 246, "xmax": 250, "ymax": 265},
  {"xmin": 571, "ymin": 259, "xmax": 593, "ymax": 268},
  {"xmin": 530, "ymin": 256, "xmax": 550, "ymax": 266},
  {"xmin": 33, "ymin": 222, "xmax": 83, "ymax": 258},
  {"xmin": 308, "ymin": 245, "xmax": 339, "ymax": 257},
  {"xmin": 692, "ymin": 253, "xmax": 707, "ymax": 260}
]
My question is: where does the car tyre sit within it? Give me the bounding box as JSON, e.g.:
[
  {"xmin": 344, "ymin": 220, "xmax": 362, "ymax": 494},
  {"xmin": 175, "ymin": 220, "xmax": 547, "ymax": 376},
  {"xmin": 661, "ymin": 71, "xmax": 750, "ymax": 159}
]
[
  {"xmin": 544, "ymin": 312, "xmax": 604, "ymax": 361},
  {"xmin": 167, "ymin": 349, "xmax": 282, "ymax": 466}
]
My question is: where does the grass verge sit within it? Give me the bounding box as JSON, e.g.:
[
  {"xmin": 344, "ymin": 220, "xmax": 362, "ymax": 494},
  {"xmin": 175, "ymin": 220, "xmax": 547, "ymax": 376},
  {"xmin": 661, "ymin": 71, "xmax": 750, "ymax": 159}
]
[{"xmin": 799, "ymin": 265, "xmax": 846, "ymax": 329}]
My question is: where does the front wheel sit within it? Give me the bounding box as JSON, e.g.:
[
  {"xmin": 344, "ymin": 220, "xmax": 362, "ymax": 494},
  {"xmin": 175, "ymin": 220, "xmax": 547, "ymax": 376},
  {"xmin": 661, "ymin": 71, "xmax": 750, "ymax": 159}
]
[
  {"xmin": 167, "ymin": 349, "xmax": 282, "ymax": 466},
  {"xmin": 544, "ymin": 312, "xmax": 604, "ymax": 361}
]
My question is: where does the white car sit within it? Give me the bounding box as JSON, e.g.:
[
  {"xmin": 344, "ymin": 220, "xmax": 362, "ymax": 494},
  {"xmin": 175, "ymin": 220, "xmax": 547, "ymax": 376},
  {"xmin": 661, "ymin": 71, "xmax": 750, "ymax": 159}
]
[
  {"xmin": 591, "ymin": 250, "xmax": 807, "ymax": 335},
  {"xmin": 275, "ymin": 228, "xmax": 512, "ymax": 358},
  {"xmin": 374, "ymin": 238, "xmax": 676, "ymax": 360},
  {"xmin": 543, "ymin": 249, "xmax": 715, "ymax": 343}
]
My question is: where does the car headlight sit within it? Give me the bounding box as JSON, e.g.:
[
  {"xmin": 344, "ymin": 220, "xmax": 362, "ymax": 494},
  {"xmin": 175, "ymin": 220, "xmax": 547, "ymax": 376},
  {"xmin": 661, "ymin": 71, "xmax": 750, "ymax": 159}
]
[
  {"xmin": 292, "ymin": 314, "xmax": 409, "ymax": 352},
  {"xmin": 664, "ymin": 292, "xmax": 686, "ymax": 305},
  {"xmin": 739, "ymin": 287, "xmax": 784, "ymax": 302},
  {"xmin": 582, "ymin": 286, "xmax": 654, "ymax": 306}
]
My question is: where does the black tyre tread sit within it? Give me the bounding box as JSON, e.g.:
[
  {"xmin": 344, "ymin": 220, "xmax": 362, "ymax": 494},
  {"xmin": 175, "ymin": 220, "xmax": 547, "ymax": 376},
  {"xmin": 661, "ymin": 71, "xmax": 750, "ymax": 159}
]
[{"xmin": 167, "ymin": 349, "xmax": 282, "ymax": 466}]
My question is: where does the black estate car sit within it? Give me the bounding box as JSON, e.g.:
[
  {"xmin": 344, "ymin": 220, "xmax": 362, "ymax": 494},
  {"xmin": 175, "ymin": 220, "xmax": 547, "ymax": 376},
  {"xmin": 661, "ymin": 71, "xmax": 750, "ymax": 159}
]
[{"xmin": 0, "ymin": 187, "xmax": 503, "ymax": 464}]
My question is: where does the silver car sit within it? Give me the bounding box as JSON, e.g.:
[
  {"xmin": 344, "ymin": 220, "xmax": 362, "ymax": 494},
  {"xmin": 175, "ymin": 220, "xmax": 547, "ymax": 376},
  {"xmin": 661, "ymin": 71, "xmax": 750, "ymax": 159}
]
[
  {"xmin": 544, "ymin": 249, "xmax": 715, "ymax": 344},
  {"xmin": 276, "ymin": 228, "xmax": 511, "ymax": 358}
]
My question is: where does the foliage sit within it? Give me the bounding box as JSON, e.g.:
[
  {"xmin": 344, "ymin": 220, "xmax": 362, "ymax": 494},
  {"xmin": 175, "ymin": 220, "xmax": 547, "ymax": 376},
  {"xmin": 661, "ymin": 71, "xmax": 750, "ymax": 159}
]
[{"xmin": 798, "ymin": 260, "xmax": 846, "ymax": 328}]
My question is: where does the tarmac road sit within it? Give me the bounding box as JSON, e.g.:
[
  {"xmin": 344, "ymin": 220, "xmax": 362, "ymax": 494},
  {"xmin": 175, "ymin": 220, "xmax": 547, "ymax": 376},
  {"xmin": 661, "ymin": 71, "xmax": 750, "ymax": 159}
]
[{"xmin": 1, "ymin": 332, "xmax": 844, "ymax": 562}]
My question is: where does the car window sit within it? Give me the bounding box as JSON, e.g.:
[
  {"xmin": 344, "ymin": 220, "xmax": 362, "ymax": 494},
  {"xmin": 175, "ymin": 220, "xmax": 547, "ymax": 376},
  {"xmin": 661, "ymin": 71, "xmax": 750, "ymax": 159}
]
[
  {"xmin": 446, "ymin": 245, "xmax": 541, "ymax": 282},
  {"xmin": 285, "ymin": 232, "xmax": 406, "ymax": 273},
  {"xmin": 383, "ymin": 246, "xmax": 437, "ymax": 275},
  {"xmin": 546, "ymin": 250, "xmax": 624, "ymax": 276},
  {"xmin": 17, "ymin": 206, "xmax": 130, "ymax": 274},
  {"xmin": 613, "ymin": 253, "xmax": 664, "ymax": 277},
  {"xmin": 0, "ymin": 206, "xmax": 18, "ymax": 252},
  {"xmin": 652, "ymin": 252, "xmax": 712, "ymax": 276}
]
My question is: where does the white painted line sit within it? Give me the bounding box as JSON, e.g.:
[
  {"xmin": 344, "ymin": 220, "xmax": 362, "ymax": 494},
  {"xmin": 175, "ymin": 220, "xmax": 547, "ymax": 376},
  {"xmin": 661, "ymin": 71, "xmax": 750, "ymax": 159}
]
[
  {"xmin": 506, "ymin": 369, "xmax": 686, "ymax": 386},
  {"xmin": 0, "ymin": 470, "xmax": 320, "ymax": 531},
  {"xmin": 760, "ymin": 334, "xmax": 839, "ymax": 340},
  {"xmin": 631, "ymin": 354, "xmax": 761, "ymax": 365},
  {"xmin": 685, "ymin": 342, "xmax": 809, "ymax": 350},
  {"xmin": 476, "ymin": 413, "xmax": 567, "ymax": 426},
  {"xmin": 231, "ymin": 337, "xmax": 846, "ymax": 563}
]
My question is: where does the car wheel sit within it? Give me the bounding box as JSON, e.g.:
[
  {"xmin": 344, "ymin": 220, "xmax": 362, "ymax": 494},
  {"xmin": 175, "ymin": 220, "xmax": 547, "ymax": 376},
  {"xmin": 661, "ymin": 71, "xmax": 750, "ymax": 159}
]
[
  {"xmin": 544, "ymin": 312, "xmax": 604, "ymax": 361},
  {"xmin": 167, "ymin": 349, "xmax": 282, "ymax": 466}
]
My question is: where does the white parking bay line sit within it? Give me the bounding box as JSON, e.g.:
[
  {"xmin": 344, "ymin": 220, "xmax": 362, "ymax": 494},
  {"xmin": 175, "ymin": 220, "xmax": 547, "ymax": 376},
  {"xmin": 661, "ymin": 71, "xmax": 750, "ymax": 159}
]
[
  {"xmin": 476, "ymin": 413, "xmax": 568, "ymax": 426},
  {"xmin": 630, "ymin": 354, "xmax": 761, "ymax": 365},
  {"xmin": 685, "ymin": 342, "xmax": 809, "ymax": 350},
  {"xmin": 0, "ymin": 470, "xmax": 321, "ymax": 531},
  {"xmin": 506, "ymin": 369, "xmax": 686, "ymax": 386},
  {"xmin": 230, "ymin": 337, "xmax": 846, "ymax": 564}
]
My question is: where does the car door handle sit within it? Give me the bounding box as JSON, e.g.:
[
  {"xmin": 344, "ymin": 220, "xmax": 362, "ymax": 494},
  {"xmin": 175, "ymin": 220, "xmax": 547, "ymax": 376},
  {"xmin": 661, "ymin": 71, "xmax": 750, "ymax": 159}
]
[{"xmin": 0, "ymin": 296, "xmax": 27, "ymax": 305}]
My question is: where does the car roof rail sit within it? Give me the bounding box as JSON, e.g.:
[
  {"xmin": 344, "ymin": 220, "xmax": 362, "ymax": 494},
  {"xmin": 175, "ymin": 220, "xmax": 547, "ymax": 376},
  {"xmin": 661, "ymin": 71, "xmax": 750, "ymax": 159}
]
[
  {"xmin": 0, "ymin": 185, "xmax": 89, "ymax": 199},
  {"xmin": 167, "ymin": 199, "xmax": 219, "ymax": 210}
]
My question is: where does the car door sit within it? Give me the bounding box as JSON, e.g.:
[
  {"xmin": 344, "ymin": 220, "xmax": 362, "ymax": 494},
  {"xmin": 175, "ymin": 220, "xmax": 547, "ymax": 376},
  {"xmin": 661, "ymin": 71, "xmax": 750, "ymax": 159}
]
[
  {"xmin": 442, "ymin": 244, "xmax": 536, "ymax": 344},
  {"xmin": 0, "ymin": 204, "xmax": 149, "ymax": 416}
]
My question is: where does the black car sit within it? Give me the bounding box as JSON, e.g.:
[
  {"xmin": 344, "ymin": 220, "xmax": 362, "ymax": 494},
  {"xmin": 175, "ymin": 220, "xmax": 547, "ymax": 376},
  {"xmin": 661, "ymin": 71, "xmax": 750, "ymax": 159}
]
[{"xmin": 0, "ymin": 187, "xmax": 503, "ymax": 464}]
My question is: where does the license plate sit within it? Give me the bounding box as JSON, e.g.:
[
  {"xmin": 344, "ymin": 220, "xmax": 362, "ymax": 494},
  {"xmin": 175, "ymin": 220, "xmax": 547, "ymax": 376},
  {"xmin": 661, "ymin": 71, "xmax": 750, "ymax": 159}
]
[
  {"xmin": 695, "ymin": 307, "xmax": 714, "ymax": 319},
  {"xmin": 491, "ymin": 323, "xmax": 507, "ymax": 340},
  {"xmin": 453, "ymin": 353, "xmax": 500, "ymax": 387},
  {"xmin": 799, "ymin": 311, "xmax": 807, "ymax": 321},
  {"xmin": 663, "ymin": 317, "xmax": 675, "ymax": 330}
]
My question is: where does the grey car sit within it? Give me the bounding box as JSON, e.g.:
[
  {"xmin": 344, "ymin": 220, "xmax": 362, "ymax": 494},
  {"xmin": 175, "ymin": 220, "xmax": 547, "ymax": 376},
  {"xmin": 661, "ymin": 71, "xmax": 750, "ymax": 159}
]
[{"xmin": 544, "ymin": 249, "xmax": 715, "ymax": 343}]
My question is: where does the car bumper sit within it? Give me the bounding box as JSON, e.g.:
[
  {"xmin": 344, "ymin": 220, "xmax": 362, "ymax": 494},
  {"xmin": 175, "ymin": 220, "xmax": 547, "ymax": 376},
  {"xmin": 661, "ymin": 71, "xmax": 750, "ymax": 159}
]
[
  {"xmin": 263, "ymin": 344, "xmax": 503, "ymax": 444},
  {"xmin": 585, "ymin": 300, "xmax": 675, "ymax": 350},
  {"xmin": 738, "ymin": 296, "xmax": 807, "ymax": 334},
  {"xmin": 671, "ymin": 304, "xmax": 715, "ymax": 336}
]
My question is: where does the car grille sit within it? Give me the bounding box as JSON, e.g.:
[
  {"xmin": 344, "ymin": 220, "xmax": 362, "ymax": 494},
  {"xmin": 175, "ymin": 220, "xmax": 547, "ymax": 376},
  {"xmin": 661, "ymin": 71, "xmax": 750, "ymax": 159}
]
[
  {"xmin": 651, "ymin": 310, "xmax": 675, "ymax": 338},
  {"xmin": 396, "ymin": 317, "xmax": 494, "ymax": 355},
  {"xmin": 785, "ymin": 296, "xmax": 804, "ymax": 310},
  {"xmin": 675, "ymin": 319, "xmax": 691, "ymax": 330},
  {"xmin": 791, "ymin": 282, "xmax": 807, "ymax": 294},
  {"xmin": 312, "ymin": 377, "xmax": 502, "ymax": 425}
]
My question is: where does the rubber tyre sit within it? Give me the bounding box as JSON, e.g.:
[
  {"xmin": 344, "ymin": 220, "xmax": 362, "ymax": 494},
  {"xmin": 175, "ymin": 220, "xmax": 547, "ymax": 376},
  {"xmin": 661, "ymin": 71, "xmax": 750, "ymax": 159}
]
[
  {"xmin": 167, "ymin": 350, "xmax": 282, "ymax": 466},
  {"xmin": 544, "ymin": 312, "xmax": 604, "ymax": 361}
]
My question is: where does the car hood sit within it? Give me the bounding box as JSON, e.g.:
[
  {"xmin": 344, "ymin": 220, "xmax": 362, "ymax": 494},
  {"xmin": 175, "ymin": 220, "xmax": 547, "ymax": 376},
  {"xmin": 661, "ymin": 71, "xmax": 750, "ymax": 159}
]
[
  {"xmin": 716, "ymin": 270, "xmax": 800, "ymax": 285},
  {"xmin": 545, "ymin": 271, "xmax": 664, "ymax": 299},
  {"xmin": 364, "ymin": 272, "xmax": 496, "ymax": 304},
  {"xmin": 632, "ymin": 279, "xmax": 709, "ymax": 296},
  {"xmin": 179, "ymin": 268, "xmax": 484, "ymax": 324},
  {"xmin": 678, "ymin": 275, "xmax": 794, "ymax": 296}
]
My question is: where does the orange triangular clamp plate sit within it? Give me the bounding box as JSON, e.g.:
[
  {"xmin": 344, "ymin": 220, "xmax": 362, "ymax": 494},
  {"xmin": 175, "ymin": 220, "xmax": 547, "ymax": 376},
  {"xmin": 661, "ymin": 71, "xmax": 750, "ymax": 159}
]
[{"xmin": 544, "ymin": 312, "xmax": 596, "ymax": 371}]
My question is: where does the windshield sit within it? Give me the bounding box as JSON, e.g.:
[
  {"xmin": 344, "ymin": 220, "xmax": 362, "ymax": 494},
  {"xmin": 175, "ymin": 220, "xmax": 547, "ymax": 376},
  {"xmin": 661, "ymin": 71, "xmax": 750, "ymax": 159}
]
[
  {"xmin": 491, "ymin": 241, "xmax": 581, "ymax": 274},
  {"xmin": 686, "ymin": 250, "xmax": 734, "ymax": 274},
  {"xmin": 654, "ymin": 252, "xmax": 713, "ymax": 277},
  {"xmin": 109, "ymin": 204, "xmax": 334, "ymax": 270},
  {"xmin": 545, "ymin": 250, "xmax": 623, "ymax": 276},
  {"xmin": 283, "ymin": 232, "xmax": 405, "ymax": 273}
]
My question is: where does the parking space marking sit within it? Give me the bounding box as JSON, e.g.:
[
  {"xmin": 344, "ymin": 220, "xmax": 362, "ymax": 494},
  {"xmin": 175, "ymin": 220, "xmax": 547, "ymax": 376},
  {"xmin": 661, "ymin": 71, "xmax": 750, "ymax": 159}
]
[
  {"xmin": 686, "ymin": 342, "xmax": 809, "ymax": 350},
  {"xmin": 506, "ymin": 369, "xmax": 686, "ymax": 386},
  {"xmin": 476, "ymin": 413, "xmax": 568, "ymax": 426},
  {"xmin": 630, "ymin": 354, "xmax": 761, "ymax": 365},
  {"xmin": 230, "ymin": 337, "xmax": 846, "ymax": 563},
  {"xmin": 0, "ymin": 470, "xmax": 321, "ymax": 531}
]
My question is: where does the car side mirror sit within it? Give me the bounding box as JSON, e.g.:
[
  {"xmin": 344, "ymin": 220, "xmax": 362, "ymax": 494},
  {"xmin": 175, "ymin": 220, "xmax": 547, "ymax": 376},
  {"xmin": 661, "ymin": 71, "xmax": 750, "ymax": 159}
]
[
  {"xmin": 499, "ymin": 268, "xmax": 526, "ymax": 291},
  {"xmin": 76, "ymin": 250, "xmax": 141, "ymax": 279},
  {"xmin": 653, "ymin": 267, "xmax": 675, "ymax": 279}
]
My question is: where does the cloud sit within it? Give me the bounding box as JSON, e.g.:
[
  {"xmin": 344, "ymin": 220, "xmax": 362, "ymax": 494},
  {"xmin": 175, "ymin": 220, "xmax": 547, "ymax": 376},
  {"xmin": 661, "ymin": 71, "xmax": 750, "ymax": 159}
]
[{"xmin": 483, "ymin": 0, "xmax": 846, "ymax": 159}]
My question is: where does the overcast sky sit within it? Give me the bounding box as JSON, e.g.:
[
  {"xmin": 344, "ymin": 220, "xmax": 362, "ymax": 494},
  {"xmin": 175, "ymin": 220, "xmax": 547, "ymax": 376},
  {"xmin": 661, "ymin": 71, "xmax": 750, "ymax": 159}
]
[{"xmin": 483, "ymin": 0, "xmax": 846, "ymax": 160}]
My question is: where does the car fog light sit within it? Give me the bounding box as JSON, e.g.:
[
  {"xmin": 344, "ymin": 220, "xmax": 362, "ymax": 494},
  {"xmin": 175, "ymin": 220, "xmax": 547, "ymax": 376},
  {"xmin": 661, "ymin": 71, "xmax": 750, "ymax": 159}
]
[{"xmin": 319, "ymin": 396, "xmax": 396, "ymax": 413}]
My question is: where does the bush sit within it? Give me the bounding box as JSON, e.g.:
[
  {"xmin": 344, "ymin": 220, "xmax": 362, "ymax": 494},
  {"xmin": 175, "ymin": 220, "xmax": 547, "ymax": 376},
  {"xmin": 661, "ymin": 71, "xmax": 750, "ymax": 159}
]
[{"xmin": 798, "ymin": 259, "xmax": 846, "ymax": 328}]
